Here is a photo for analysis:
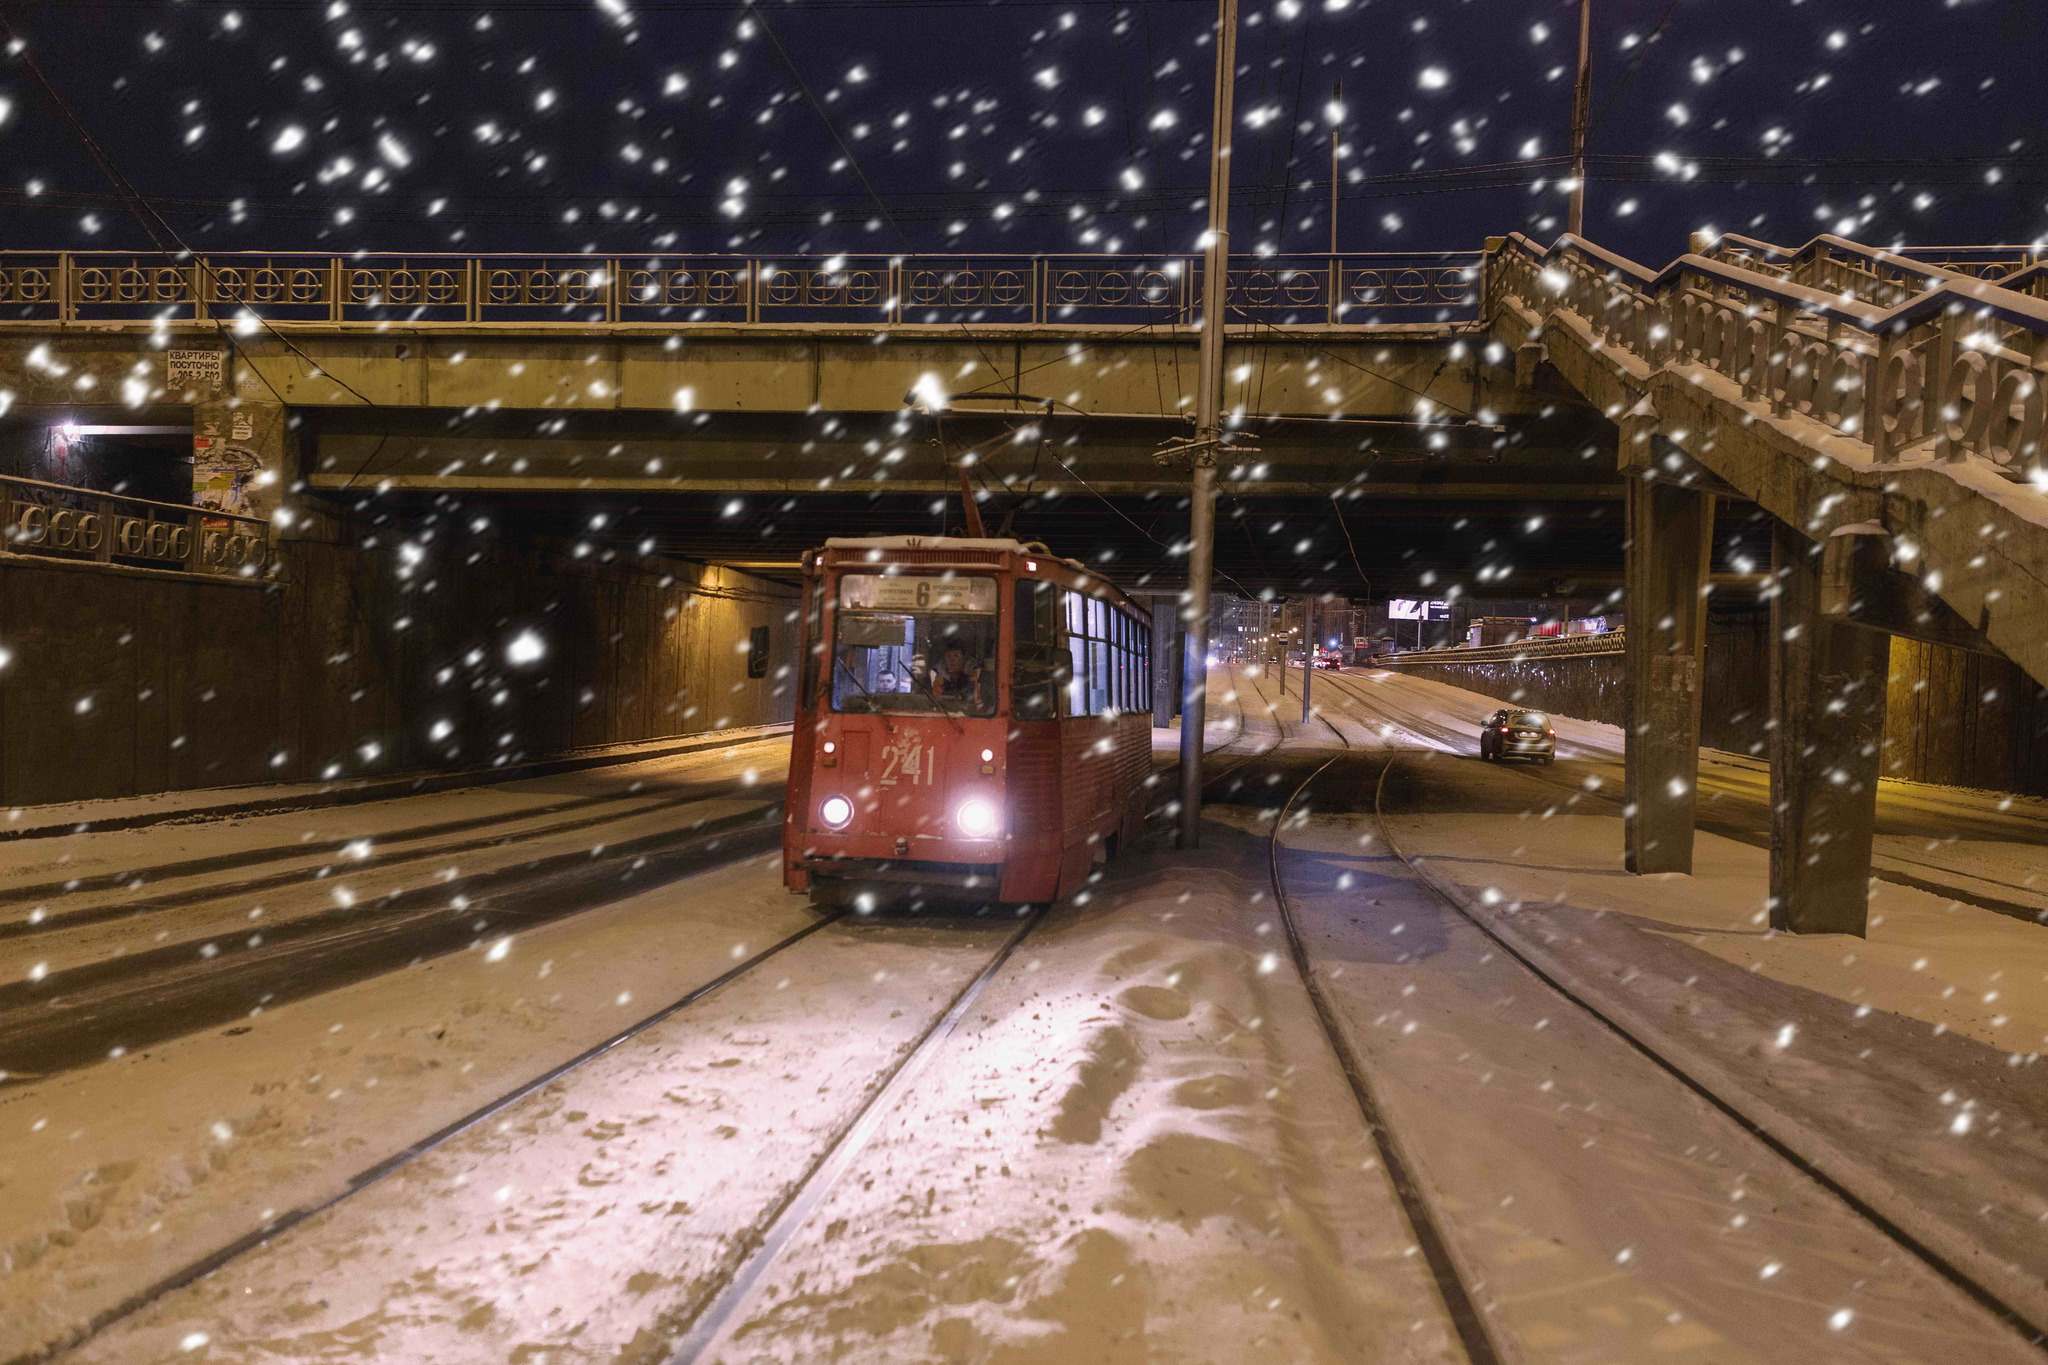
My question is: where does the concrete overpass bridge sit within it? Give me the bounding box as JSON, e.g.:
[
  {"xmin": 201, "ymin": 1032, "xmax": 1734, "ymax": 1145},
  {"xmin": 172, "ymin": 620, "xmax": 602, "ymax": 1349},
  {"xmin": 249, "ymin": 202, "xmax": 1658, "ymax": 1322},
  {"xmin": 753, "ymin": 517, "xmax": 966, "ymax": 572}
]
[
  {"xmin": 0, "ymin": 247, "xmax": 1632, "ymax": 592},
  {"xmin": 0, "ymin": 233, "xmax": 2044, "ymax": 944}
]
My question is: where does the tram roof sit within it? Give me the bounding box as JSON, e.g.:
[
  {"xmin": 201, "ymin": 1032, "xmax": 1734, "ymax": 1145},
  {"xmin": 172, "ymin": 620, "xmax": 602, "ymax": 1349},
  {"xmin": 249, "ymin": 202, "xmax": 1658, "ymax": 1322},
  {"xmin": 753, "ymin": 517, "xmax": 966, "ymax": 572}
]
[{"xmin": 823, "ymin": 536, "xmax": 1035, "ymax": 554}]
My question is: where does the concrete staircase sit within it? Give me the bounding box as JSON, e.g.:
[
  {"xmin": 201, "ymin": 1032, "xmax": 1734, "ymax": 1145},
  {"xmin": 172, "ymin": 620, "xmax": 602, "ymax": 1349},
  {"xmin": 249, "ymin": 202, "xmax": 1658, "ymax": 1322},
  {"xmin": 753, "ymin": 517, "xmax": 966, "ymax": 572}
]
[{"xmin": 1486, "ymin": 230, "xmax": 2048, "ymax": 933}]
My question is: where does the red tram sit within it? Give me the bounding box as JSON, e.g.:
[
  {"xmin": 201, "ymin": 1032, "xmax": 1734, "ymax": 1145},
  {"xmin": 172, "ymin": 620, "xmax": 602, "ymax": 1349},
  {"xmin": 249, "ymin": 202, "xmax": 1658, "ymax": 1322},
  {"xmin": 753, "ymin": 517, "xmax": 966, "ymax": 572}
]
[{"xmin": 783, "ymin": 535, "xmax": 1156, "ymax": 907}]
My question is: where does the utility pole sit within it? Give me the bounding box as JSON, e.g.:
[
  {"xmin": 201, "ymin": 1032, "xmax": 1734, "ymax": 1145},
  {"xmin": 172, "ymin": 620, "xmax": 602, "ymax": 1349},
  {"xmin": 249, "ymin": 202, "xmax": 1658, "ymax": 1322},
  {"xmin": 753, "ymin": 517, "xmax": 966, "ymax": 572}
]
[
  {"xmin": 1174, "ymin": 0, "xmax": 1240, "ymax": 850},
  {"xmin": 1567, "ymin": 0, "xmax": 1593, "ymax": 238},
  {"xmin": 1300, "ymin": 596, "xmax": 1314, "ymax": 724},
  {"xmin": 1327, "ymin": 82, "xmax": 1342, "ymax": 255}
]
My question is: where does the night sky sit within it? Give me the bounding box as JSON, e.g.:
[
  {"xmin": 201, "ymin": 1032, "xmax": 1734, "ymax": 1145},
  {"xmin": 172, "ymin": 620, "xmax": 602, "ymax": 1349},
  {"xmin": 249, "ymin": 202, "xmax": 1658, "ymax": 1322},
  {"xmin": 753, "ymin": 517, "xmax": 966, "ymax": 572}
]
[{"xmin": 2, "ymin": 0, "xmax": 2042, "ymax": 264}]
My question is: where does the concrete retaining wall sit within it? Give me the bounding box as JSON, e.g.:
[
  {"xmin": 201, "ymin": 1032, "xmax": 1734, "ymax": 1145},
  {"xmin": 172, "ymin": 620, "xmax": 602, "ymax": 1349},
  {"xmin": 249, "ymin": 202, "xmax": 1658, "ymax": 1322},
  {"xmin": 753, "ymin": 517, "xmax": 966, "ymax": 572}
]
[
  {"xmin": 1387, "ymin": 610, "xmax": 2048, "ymax": 797},
  {"xmin": 0, "ymin": 520, "xmax": 798, "ymax": 808},
  {"xmin": 1388, "ymin": 612, "xmax": 1774, "ymax": 757},
  {"xmin": 1882, "ymin": 639, "xmax": 2048, "ymax": 797}
]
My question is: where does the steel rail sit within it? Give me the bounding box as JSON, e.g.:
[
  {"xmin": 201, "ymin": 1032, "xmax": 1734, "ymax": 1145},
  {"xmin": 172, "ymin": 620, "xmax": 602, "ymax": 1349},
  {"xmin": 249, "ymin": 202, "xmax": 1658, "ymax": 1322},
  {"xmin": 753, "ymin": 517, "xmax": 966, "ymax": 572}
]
[
  {"xmin": 0, "ymin": 770, "xmax": 781, "ymax": 940},
  {"xmin": 1257, "ymin": 714, "xmax": 1512, "ymax": 1365},
  {"xmin": 20, "ymin": 671, "xmax": 1244, "ymax": 1362},
  {"xmin": 1365, "ymin": 746, "xmax": 2048, "ymax": 1353},
  {"xmin": 668, "ymin": 661, "xmax": 1262, "ymax": 1361},
  {"xmin": 2, "ymin": 906, "xmax": 846, "ymax": 1365},
  {"xmin": 662, "ymin": 902, "xmax": 1046, "ymax": 1363},
  {"xmin": 0, "ymin": 724, "xmax": 794, "ymax": 844},
  {"xmin": 1305, "ymin": 668, "xmax": 2048, "ymax": 1350}
]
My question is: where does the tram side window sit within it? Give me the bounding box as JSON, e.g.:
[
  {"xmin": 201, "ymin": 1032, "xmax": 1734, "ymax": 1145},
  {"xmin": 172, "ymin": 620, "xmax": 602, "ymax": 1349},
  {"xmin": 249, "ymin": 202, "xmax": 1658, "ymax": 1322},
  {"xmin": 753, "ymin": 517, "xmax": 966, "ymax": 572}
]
[
  {"xmin": 1116, "ymin": 612, "xmax": 1132, "ymax": 710},
  {"xmin": 1085, "ymin": 597, "xmax": 1113, "ymax": 714},
  {"xmin": 1062, "ymin": 589, "xmax": 1088, "ymax": 716},
  {"xmin": 1059, "ymin": 592, "xmax": 1155, "ymax": 718},
  {"xmin": 1114, "ymin": 609, "xmax": 1130, "ymax": 716},
  {"xmin": 799, "ymin": 577, "xmax": 825, "ymax": 705},
  {"xmin": 1012, "ymin": 579, "xmax": 1066, "ymax": 720}
]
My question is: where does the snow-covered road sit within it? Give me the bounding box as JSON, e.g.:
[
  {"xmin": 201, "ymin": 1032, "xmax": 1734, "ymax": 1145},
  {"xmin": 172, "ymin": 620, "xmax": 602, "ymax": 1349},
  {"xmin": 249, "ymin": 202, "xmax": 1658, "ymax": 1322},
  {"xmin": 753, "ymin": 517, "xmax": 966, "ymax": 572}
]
[{"xmin": 5, "ymin": 671, "xmax": 2046, "ymax": 1362}]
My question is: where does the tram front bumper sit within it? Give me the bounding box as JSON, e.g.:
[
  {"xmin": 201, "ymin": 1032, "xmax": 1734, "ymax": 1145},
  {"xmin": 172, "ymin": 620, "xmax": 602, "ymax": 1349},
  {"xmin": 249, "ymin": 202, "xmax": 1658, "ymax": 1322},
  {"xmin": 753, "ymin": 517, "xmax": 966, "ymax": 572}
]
[{"xmin": 798, "ymin": 856, "xmax": 1006, "ymax": 893}]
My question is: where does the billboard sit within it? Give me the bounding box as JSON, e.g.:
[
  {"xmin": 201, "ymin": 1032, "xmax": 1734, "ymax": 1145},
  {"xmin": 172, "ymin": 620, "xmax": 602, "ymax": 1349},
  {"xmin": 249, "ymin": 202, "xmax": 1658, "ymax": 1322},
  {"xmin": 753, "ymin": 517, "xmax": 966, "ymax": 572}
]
[{"xmin": 1386, "ymin": 599, "xmax": 1451, "ymax": 621}]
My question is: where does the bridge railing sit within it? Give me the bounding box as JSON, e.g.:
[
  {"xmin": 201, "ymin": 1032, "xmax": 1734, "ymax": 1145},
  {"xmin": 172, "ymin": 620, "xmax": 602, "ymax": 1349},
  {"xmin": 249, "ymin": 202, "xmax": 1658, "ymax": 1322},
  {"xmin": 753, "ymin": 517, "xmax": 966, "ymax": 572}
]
[
  {"xmin": 1493, "ymin": 233, "xmax": 2048, "ymax": 485},
  {"xmin": 1703, "ymin": 233, "xmax": 1970, "ymax": 310},
  {"xmin": 1383, "ymin": 629, "xmax": 1626, "ymax": 667},
  {"xmin": 0, "ymin": 474, "xmax": 272, "ymax": 578},
  {"xmin": 0, "ymin": 250, "xmax": 1482, "ymax": 328}
]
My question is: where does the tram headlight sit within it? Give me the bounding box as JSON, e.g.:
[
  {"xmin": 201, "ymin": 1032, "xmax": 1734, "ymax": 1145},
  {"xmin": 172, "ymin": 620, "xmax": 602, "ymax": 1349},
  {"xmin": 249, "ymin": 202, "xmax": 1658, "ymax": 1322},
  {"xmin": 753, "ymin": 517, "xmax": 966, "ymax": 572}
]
[
  {"xmin": 819, "ymin": 795, "xmax": 854, "ymax": 829},
  {"xmin": 955, "ymin": 797, "xmax": 998, "ymax": 838}
]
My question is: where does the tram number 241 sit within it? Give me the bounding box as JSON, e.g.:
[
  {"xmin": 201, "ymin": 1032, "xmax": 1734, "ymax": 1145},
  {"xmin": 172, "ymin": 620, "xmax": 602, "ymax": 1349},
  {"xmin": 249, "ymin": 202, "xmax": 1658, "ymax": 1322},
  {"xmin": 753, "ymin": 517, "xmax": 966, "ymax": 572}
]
[{"xmin": 877, "ymin": 740, "xmax": 932, "ymax": 787}]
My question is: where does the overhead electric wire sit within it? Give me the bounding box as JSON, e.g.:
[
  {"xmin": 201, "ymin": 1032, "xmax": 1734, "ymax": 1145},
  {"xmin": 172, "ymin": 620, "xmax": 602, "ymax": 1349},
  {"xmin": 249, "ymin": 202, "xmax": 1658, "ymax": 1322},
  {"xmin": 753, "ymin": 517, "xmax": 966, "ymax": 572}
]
[
  {"xmin": 0, "ymin": 18, "xmax": 382, "ymax": 412},
  {"xmin": 7, "ymin": 0, "xmax": 1217, "ymax": 9}
]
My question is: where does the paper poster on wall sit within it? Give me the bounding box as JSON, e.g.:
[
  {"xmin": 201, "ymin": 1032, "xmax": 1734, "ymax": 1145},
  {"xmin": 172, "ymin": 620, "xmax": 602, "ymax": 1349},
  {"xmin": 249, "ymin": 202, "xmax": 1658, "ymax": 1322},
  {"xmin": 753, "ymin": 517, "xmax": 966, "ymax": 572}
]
[{"xmin": 193, "ymin": 437, "xmax": 263, "ymax": 516}]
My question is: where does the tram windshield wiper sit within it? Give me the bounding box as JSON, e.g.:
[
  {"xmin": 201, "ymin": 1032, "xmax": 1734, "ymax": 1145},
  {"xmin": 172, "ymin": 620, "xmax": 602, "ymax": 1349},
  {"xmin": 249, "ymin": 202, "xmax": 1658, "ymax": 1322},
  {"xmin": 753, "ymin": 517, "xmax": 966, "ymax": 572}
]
[{"xmin": 833, "ymin": 654, "xmax": 896, "ymax": 730}]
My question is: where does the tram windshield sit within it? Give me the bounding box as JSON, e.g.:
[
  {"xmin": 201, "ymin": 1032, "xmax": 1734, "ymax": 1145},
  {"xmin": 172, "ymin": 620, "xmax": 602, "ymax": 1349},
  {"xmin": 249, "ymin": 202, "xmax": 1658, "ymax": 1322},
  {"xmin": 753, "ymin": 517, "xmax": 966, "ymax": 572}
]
[{"xmin": 831, "ymin": 574, "xmax": 999, "ymax": 716}]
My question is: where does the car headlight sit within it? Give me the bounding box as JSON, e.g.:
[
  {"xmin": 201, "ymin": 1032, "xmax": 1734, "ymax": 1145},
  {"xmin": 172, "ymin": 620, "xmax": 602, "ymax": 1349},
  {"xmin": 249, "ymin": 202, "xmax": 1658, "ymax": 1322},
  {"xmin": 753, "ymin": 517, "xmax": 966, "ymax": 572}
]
[
  {"xmin": 955, "ymin": 798, "xmax": 997, "ymax": 837},
  {"xmin": 819, "ymin": 795, "xmax": 853, "ymax": 829}
]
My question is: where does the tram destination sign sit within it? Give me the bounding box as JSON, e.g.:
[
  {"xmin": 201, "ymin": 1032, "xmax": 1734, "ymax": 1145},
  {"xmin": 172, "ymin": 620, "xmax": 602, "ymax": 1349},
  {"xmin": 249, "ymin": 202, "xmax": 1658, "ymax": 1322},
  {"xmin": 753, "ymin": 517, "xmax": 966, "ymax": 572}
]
[{"xmin": 839, "ymin": 574, "xmax": 998, "ymax": 614}]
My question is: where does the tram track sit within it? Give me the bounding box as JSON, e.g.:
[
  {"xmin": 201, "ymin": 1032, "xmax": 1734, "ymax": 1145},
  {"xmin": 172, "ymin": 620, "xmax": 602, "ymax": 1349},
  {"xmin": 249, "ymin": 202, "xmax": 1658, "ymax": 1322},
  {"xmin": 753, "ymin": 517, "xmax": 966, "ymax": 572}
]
[
  {"xmin": 0, "ymin": 768, "xmax": 786, "ymax": 944},
  {"xmin": 1282, "ymin": 674, "xmax": 2048, "ymax": 1352},
  {"xmin": 3, "ymin": 907, "xmax": 848, "ymax": 1365},
  {"xmin": 0, "ymin": 801, "xmax": 787, "ymax": 1082},
  {"xmin": 667, "ymin": 668, "xmax": 1269, "ymax": 1360},
  {"xmin": 25, "ymin": 670, "xmax": 1257, "ymax": 1363},
  {"xmin": 1252, "ymin": 711, "xmax": 1514, "ymax": 1365}
]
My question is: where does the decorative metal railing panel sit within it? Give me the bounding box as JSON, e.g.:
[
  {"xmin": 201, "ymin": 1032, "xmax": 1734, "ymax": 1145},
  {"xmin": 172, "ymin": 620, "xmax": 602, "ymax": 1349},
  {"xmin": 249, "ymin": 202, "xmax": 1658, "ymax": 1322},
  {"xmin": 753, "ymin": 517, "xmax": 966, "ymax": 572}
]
[
  {"xmin": 0, "ymin": 475, "xmax": 272, "ymax": 577},
  {"xmin": 1895, "ymin": 245, "xmax": 2048, "ymax": 281},
  {"xmin": 1495, "ymin": 234, "xmax": 2048, "ymax": 485},
  {"xmin": 0, "ymin": 250, "xmax": 1483, "ymax": 327}
]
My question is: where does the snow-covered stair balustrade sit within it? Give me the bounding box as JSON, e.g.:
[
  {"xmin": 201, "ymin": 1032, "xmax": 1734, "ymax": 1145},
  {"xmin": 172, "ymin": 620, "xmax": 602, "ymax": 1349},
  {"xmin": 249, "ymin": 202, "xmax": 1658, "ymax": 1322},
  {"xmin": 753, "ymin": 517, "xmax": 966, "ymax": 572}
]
[
  {"xmin": 1487, "ymin": 231, "xmax": 2048, "ymax": 934},
  {"xmin": 1487, "ymin": 230, "xmax": 2048, "ymax": 691}
]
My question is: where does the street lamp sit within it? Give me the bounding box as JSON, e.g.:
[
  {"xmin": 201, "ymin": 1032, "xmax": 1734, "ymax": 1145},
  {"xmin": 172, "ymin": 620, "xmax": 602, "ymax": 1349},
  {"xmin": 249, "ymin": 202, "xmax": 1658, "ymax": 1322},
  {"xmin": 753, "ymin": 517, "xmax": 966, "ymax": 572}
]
[{"xmin": 1324, "ymin": 82, "xmax": 1344, "ymax": 256}]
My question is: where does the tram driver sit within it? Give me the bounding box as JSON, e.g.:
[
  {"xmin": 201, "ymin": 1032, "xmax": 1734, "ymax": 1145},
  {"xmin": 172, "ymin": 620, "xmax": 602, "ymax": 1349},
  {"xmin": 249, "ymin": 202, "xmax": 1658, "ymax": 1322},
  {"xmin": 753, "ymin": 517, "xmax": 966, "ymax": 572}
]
[{"xmin": 926, "ymin": 639, "xmax": 985, "ymax": 707}]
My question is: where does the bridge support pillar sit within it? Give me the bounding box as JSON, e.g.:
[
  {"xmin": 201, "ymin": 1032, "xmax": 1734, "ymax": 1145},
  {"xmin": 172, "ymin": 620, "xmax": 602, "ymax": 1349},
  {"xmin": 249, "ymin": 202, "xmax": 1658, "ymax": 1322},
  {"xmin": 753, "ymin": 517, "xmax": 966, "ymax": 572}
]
[
  {"xmin": 192, "ymin": 395, "xmax": 287, "ymax": 522},
  {"xmin": 1768, "ymin": 523, "xmax": 1887, "ymax": 936},
  {"xmin": 1151, "ymin": 599, "xmax": 1181, "ymax": 727},
  {"xmin": 1623, "ymin": 477, "xmax": 1714, "ymax": 874}
]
